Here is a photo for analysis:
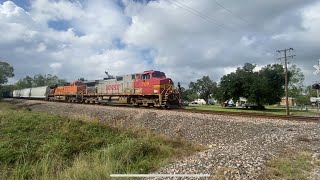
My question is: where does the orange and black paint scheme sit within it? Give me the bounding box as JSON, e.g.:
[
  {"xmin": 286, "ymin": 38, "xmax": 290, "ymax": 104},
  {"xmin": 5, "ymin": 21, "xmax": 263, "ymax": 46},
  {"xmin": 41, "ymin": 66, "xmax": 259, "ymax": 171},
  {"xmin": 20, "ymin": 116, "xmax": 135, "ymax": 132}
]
[{"xmin": 48, "ymin": 81, "xmax": 86, "ymax": 102}]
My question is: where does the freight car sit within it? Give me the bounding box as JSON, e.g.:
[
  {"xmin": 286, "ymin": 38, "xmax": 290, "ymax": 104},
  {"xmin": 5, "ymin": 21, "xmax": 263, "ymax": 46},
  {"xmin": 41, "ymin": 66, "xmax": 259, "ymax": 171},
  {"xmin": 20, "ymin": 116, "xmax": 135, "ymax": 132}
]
[
  {"xmin": 12, "ymin": 86, "xmax": 50, "ymax": 99},
  {"xmin": 13, "ymin": 70, "xmax": 181, "ymax": 108},
  {"xmin": 13, "ymin": 90, "xmax": 20, "ymax": 98},
  {"xmin": 2, "ymin": 91, "xmax": 13, "ymax": 98}
]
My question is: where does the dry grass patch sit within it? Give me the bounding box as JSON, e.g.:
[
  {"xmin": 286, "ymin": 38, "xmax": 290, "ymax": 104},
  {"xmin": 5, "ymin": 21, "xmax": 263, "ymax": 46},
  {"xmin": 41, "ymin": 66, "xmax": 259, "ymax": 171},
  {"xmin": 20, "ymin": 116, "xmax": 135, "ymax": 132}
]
[{"xmin": 260, "ymin": 151, "xmax": 315, "ymax": 180}]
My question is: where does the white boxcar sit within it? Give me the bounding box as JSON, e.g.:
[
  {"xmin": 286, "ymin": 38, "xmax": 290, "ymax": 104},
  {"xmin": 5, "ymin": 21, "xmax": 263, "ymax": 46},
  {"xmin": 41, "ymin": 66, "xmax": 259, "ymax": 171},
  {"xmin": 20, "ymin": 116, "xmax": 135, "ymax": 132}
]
[
  {"xmin": 20, "ymin": 88, "xmax": 31, "ymax": 98},
  {"xmin": 30, "ymin": 86, "xmax": 50, "ymax": 99},
  {"xmin": 13, "ymin": 90, "xmax": 21, "ymax": 98},
  {"xmin": 96, "ymin": 74, "xmax": 137, "ymax": 95}
]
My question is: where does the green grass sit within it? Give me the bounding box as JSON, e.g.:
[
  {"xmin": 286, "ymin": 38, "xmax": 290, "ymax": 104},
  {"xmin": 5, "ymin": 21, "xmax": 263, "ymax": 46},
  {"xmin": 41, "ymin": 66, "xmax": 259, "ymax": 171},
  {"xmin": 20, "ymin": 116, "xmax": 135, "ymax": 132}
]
[
  {"xmin": 0, "ymin": 102, "xmax": 201, "ymax": 179},
  {"xmin": 259, "ymin": 151, "xmax": 318, "ymax": 180},
  {"xmin": 185, "ymin": 105, "xmax": 320, "ymax": 116}
]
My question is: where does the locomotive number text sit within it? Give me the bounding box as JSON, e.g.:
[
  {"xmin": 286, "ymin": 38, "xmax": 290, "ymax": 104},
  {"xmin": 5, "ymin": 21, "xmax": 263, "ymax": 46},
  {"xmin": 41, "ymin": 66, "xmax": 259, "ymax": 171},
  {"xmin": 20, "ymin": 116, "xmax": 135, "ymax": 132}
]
[{"xmin": 106, "ymin": 84, "xmax": 121, "ymax": 90}]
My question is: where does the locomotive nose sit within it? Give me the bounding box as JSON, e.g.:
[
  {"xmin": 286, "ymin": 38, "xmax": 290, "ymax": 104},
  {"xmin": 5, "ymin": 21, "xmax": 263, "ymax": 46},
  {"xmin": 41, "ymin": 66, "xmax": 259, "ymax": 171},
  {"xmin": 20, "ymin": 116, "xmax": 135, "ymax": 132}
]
[{"xmin": 160, "ymin": 78, "xmax": 173, "ymax": 85}]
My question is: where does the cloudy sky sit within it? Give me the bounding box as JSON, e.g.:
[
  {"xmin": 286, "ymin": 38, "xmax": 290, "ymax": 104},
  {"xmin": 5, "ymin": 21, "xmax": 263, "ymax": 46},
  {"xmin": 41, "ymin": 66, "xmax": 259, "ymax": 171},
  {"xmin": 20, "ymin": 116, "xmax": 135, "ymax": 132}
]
[{"xmin": 1, "ymin": 0, "xmax": 320, "ymax": 87}]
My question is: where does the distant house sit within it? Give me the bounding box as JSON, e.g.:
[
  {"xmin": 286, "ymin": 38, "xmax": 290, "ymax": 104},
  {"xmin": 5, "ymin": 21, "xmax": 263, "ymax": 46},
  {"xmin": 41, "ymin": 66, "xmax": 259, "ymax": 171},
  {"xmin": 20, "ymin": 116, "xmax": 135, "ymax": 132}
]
[
  {"xmin": 236, "ymin": 97, "xmax": 248, "ymax": 107},
  {"xmin": 280, "ymin": 97, "xmax": 296, "ymax": 107},
  {"xmin": 191, "ymin": 99, "xmax": 206, "ymax": 105}
]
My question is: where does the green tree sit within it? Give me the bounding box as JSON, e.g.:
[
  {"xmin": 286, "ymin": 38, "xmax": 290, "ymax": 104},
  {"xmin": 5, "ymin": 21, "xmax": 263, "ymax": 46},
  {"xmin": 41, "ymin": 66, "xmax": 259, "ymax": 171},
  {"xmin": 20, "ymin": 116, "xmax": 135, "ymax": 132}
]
[
  {"xmin": 219, "ymin": 63, "xmax": 285, "ymax": 108},
  {"xmin": 184, "ymin": 89, "xmax": 198, "ymax": 102},
  {"xmin": 304, "ymin": 85, "xmax": 317, "ymax": 97},
  {"xmin": 15, "ymin": 76, "xmax": 33, "ymax": 89},
  {"xmin": 0, "ymin": 61, "xmax": 14, "ymax": 85},
  {"xmin": 15, "ymin": 74, "xmax": 67, "ymax": 89},
  {"xmin": 295, "ymin": 95, "xmax": 310, "ymax": 105},
  {"xmin": 211, "ymin": 85, "xmax": 224, "ymax": 103},
  {"xmin": 294, "ymin": 85, "xmax": 319, "ymax": 106},
  {"xmin": 252, "ymin": 64, "xmax": 285, "ymax": 106},
  {"xmin": 189, "ymin": 76, "xmax": 217, "ymax": 104},
  {"xmin": 288, "ymin": 65, "xmax": 305, "ymax": 98},
  {"xmin": 0, "ymin": 61, "xmax": 14, "ymax": 97},
  {"xmin": 219, "ymin": 63, "xmax": 256, "ymax": 103}
]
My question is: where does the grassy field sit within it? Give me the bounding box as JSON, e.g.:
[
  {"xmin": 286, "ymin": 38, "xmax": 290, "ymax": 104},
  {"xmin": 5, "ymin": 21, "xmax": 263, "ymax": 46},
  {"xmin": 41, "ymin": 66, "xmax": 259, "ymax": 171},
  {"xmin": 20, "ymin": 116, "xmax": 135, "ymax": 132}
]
[
  {"xmin": 0, "ymin": 102, "xmax": 201, "ymax": 179},
  {"xmin": 185, "ymin": 105, "xmax": 320, "ymax": 116}
]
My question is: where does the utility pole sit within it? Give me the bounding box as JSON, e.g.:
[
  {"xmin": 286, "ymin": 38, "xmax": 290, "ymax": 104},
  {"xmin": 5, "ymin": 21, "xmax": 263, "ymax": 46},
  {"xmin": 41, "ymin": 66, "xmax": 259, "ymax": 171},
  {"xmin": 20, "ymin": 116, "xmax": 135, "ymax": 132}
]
[
  {"xmin": 317, "ymin": 60, "xmax": 320, "ymax": 112},
  {"xmin": 317, "ymin": 86, "xmax": 319, "ymax": 112},
  {"xmin": 277, "ymin": 48, "xmax": 296, "ymax": 116}
]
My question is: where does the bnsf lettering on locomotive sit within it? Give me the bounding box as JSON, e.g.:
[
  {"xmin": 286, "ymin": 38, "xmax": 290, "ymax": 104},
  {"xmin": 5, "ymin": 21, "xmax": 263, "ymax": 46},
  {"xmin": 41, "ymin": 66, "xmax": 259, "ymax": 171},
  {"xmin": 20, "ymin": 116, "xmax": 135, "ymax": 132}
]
[{"xmin": 106, "ymin": 84, "xmax": 120, "ymax": 90}]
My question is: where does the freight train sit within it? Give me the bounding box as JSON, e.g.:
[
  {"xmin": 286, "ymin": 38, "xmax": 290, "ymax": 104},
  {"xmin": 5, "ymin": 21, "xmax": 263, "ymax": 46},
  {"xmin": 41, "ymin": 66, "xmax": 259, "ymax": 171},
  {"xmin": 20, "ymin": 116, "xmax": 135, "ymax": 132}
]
[{"xmin": 10, "ymin": 70, "xmax": 181, "ymax": 108}]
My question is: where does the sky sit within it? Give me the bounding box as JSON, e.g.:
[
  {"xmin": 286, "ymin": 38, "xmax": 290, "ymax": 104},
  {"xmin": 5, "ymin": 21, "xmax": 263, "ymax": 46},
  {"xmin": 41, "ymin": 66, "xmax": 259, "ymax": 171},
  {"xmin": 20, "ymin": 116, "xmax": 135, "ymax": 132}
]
[{"xmin": 1, "ymin": 0, "xmax": 320, "ymax": 87}]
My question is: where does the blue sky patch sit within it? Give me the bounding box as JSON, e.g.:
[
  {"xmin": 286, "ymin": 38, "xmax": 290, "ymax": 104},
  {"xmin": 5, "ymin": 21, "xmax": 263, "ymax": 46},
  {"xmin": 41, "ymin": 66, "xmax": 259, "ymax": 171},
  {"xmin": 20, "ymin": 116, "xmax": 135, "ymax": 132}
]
[
  {"xmin": 0, "ymin": 0, "xmax": 31, "ymax": 10},
  {"xmin": 48, "ymin": 19, "xmax": 72, "ymax": 31},
  {"xmin": 112, "ymin": 38, "xmax": 126, "ymax": 49},
  {"xmin": 141, "ymin": 48, "xmax": 154, "ymax": 65}
]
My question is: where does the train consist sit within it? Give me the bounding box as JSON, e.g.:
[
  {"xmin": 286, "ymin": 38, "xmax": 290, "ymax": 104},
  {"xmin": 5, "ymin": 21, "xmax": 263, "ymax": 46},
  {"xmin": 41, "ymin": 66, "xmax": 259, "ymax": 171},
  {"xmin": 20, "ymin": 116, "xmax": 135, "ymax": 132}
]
[{"xmin": 11, "ymin": 70, "xmax": 181, "ymax": 108}]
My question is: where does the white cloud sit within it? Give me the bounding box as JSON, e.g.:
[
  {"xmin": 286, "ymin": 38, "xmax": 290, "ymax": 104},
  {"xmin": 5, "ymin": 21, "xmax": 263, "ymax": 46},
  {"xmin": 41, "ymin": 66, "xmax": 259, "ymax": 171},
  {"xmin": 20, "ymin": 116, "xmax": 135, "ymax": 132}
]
[
  {"xmin": 1, "ymin": 0, "xmax": 320, "ymax": 87},
  {"xmin": 36, "ymin": 42, "xmax": 46, "ymax": 52},
  {"xmin": 49, "ymin": 62, "xmax": 62, "ymax": 69}
]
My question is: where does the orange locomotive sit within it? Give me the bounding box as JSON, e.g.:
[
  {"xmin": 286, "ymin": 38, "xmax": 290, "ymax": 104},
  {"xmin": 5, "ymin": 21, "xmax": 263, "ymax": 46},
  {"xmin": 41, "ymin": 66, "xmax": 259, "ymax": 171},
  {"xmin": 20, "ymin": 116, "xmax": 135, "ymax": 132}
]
[{"xmin": 49, "ymin": 81, "xmax": 86, "ymax": 102}]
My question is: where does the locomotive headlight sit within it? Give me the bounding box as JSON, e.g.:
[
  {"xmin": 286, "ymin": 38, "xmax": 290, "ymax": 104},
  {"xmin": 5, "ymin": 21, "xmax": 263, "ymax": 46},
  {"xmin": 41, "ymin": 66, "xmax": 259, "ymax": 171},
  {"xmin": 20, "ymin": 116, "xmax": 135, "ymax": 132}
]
[{"xmin": 154, "ymin": 89, "xmax": 159, "ymax": 93}]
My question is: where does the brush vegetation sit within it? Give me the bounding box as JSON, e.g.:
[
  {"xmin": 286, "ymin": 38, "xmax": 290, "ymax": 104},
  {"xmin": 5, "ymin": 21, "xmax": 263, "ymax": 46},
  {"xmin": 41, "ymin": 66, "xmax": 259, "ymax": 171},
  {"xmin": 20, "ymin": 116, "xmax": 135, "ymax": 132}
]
[
  {"xmin": 260, "ymin": 151, "xmax": 318, "ymax": 180},
  {"xmin": 0, "ymin": 102, "xmax": 200, "ymax": 179}
]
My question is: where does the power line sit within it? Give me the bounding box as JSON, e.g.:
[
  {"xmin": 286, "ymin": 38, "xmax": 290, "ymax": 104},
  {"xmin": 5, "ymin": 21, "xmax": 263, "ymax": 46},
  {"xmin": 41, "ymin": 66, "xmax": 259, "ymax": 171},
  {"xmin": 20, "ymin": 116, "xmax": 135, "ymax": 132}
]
[
  {"xmin": 168, "ymin": 0, "xmax": 270, "ymax": 49},
  {"xmin": 166, "ymin": 0, "xmax": 275, "ymax": 61},
  {"xmin": 214, "ymin": 0, "xmax": 250, "ymax": 24},
  {"xmin": 166, "ymin": 0, "xmax": 234, "ymax": 31}
]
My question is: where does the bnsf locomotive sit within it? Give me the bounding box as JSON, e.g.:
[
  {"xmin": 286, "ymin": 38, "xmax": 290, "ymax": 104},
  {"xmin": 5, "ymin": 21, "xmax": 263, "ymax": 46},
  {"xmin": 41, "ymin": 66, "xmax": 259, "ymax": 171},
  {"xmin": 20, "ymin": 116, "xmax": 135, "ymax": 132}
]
[{"xmin": 12, "ymin": 70, "xmax": 181, "ymax": 108}]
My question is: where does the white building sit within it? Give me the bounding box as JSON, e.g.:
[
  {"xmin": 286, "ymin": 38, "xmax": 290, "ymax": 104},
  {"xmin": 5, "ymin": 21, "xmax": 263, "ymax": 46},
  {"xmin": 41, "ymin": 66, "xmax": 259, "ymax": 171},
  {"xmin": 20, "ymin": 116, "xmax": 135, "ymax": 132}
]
[{"xmin": 192, "ymin": 99, "xmax": 206, "ymax": 105}]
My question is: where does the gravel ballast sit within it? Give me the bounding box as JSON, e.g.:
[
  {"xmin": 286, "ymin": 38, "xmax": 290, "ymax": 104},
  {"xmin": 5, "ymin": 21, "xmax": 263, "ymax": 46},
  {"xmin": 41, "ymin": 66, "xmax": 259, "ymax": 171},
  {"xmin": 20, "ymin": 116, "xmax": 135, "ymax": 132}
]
[{"xmin": 5, "ymin": 99, "xmax": 320, "ymax": 179}]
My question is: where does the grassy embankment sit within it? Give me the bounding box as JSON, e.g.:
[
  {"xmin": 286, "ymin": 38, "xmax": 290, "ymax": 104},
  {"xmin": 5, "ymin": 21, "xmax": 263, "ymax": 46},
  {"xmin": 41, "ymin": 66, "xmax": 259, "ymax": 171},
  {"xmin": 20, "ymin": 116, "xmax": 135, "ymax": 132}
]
[
  {"xmin": 186, "ymin": 105, "xmax": 320, "ymax": 116},
  {"xmin": 0, "ymin": 102, "xmax": 201, "ymax": 179},
  {"xmin": 260, "ymin": 151, "xmax": 320, "ymax": 179}
]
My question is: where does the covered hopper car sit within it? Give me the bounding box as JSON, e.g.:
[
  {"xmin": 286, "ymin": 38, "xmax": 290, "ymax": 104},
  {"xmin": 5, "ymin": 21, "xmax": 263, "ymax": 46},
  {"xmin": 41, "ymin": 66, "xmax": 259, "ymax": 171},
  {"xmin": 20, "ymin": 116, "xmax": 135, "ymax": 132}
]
[{"xmin": 12, "ymin": 86, "xmax": 50, "ymax": 99}]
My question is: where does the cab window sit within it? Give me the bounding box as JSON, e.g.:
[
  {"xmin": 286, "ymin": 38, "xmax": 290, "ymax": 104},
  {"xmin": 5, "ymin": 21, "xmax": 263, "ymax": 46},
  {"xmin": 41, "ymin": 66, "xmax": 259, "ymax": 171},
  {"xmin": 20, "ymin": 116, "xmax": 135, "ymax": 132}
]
[
  {"xmin": 152, "ymin": 72, "xmax": 166, "ymax": 78},
  {"xmin": 141, "ymin": 74, "xmax": 150, "ymax": 80},
  {"xmin": 75, "ymin": 81, "xmax": 83, "ymax": 86}
]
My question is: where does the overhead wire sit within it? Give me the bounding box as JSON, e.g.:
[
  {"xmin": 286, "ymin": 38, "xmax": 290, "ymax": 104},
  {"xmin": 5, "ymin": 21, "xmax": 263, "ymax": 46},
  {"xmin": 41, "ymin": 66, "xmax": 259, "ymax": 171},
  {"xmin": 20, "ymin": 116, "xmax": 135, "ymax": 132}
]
[
  {"xmin": 214, "ymin": 0, "xmax": 250, "ymax": 24},
  {"xmin": 165, "ymin": 0, "xmax": 235, "ymax": 31},
  {"xmin": 168, "ymin": 0, "xmax": 275, "ymax": 59}
]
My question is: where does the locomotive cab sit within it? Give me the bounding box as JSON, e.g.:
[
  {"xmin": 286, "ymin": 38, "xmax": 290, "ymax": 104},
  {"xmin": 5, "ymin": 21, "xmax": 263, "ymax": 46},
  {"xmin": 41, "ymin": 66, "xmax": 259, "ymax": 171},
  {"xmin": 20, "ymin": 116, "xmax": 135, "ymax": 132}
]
[
  {"xmin": 134, "ymin": 70, "xmax": 172, "ymax": 95},
  {"xmin": 134, "ymin": 70, "xmax": 180, "ymax": 108}
]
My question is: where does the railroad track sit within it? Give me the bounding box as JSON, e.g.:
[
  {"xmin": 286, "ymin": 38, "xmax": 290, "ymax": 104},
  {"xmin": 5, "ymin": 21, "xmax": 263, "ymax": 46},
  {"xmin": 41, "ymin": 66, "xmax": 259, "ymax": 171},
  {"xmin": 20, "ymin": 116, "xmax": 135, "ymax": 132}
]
[
  {"xmin": 174, "ymin": 108, "xmax": 320, "ymax": 123},
  {"xmin": 75, "ymin": 102, "xmax": 320, "ymax": 123},
  {"xmin": 4, "ymin": 98, "xmax": 320, "ymax": 123}
]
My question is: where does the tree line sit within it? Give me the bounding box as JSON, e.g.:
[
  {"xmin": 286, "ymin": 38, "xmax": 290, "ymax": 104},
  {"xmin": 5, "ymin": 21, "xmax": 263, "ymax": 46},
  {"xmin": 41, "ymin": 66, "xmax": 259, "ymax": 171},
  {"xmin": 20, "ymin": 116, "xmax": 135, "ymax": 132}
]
[
  {"xmin": 0, "ymin": 61, "xmax": 66, "ymax": 96},
  {"xmin": 181, "ymin": 62, "xmax": 312, "ymax": 108},
  {"xmin": 14, "ymin": 74, "xmax": 67, "ymax": 89}
]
